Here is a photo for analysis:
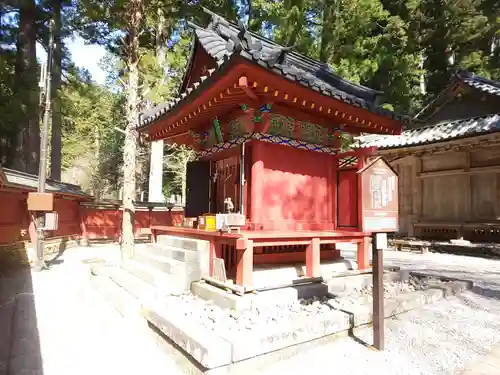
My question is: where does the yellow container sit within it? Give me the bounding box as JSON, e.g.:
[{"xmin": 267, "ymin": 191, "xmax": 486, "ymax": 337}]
[{"xmin": 198, "ymin": 214, "xmax": 216, "ymax": 231}]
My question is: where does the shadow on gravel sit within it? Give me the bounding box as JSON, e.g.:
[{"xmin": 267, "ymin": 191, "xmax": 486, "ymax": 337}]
[{"xmin": 0, "ymin": 268, "xmax": 44, "ymax": 375}]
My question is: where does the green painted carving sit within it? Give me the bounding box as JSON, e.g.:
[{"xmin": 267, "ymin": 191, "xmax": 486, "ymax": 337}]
[
  {"xmin": 269, "ymin": 114, "xmax": 295, "ymax": 138},
  {"xmin": 190, "ymin": 129, "xmax": 201, "ymax": 144},
  {"xmin": 299, "ymin": 121, "xmax": 323, "ymax": 143},
  {"xmin": 212, "ymin": 119, "xmax": 224, "ymax": 144},
  {"xmin": 228, "ymin": 118, "xmax": 245, "ymax": 140}
]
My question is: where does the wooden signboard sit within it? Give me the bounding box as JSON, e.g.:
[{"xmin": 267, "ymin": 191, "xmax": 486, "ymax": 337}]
[
  {"xmin": 357, "ymin": 156, "xmax": 399, "ymax": 352},
  {"xmin": 27, "ymin": 192, "xmax": 54, "ymax": 212},
  {"xmin": 358, "ymin": 157, "xmax": 399, "ymax": 233}
]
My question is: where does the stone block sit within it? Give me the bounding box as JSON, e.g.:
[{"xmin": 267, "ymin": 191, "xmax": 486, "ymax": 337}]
[
  {"xmin": 143, "ymin": 306, "xmax": 232, "ymax": 369},
  {"xmin": 326, "ymin": 271, "xmax": 404, "ymax": 295},
  {"xmin": 157, "ymin": 235, "xmax": 209, "ymax": 253},
  {"xmin": 230, "ymin": 310, "xmax": 350, "ymax": 362},
  {"xmin": 141, "ymin": 244, "xmax": 199, "ymax": 263},
  {"xmin": 192, "ymin": 282, "xmax": 253, "ymax": 311}
]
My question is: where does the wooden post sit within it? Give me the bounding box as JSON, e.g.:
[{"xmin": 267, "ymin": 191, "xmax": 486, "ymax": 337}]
[
  {"xmin": 236, "ymin": 240, "xmax": 253, "ymax": 287},
  {"xmin": 463, "ymin": 151, "xmax": 472, "ymax": 238},
  {"xmin": 411, "ymin": 156, "xmax": 422, "ymax": 237},
  {"xmin": 372, "ymin": 233, "xmax": 384, "ymax": 350},
  {"xmin": 209, "ymin": 239, "xmax": 216, "ymax": 277},
  {"xmin": 357, "ymin": 236, "xmax": 370, "ymax": 270},
  {"xmin": 306, "ymin": 237, "xmax": 321, "ymax": 277}
]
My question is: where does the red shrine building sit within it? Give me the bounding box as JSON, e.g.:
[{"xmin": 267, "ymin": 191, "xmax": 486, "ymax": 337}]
[{"xmin": 138, "ymin": 11, "xmax": 405, "ymax": 288}]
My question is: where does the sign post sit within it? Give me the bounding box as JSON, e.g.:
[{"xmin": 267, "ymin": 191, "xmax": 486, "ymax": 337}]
[{"xmin": 358, "ymin": 157, "xmax": 399, "ymax": 351}]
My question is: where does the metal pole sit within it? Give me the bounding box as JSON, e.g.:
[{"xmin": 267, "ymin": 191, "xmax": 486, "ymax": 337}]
[
  {"xmin": 35, "ymin": 19, "xmax": 55, "ymax": 271},
  {"xmin": 372, "ymin": 232, "xmax": 384, "ymax": 350}
]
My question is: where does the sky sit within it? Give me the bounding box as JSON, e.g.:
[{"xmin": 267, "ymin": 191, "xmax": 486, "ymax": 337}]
[{"xmin": 36, "ymin": 36, "xmax": 107, "ymax": 85}]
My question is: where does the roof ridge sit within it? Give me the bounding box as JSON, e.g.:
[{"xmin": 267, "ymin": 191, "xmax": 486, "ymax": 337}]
[
  {"xmin": 200, "ymin": 9, "xmax": 383, "ymax": 97},
  {"xmin": 357, "ymin": 114, "xmax": 500, "ymax": 150}
]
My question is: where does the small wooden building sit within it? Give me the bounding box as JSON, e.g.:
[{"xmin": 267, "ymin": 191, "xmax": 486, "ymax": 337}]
[
  {"xmin": 138, "ymin": 11, "xmax": 405, "ymax": 287},
  {"xmin": 358, "ymin": 70, "xmax": 500, "ymax": 241}
]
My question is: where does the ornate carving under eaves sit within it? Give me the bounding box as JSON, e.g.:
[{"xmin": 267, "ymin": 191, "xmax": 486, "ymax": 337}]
[
  {"xmin": 299, "ymin": 121, "xmax": 324, "ymax": 144},
  {"xmin": 198, "ymin": 132, "xmax": 339, "ymax": 159},
  {"xmin": 228, "ymin": 118, "xmax": 245, "ymax": 140},
  {"xmin": 269, "ymin": 114, "xmax": 295, "ymax": 138}
]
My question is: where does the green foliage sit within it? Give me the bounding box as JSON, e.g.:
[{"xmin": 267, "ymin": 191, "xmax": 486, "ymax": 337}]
[
  {"xmin": 2, "ymin": 0, "xmax": 500, "ymax": 195},
  {"xmin": 59, "ymin": 67, "xmax": 126, "ymax": 194}
]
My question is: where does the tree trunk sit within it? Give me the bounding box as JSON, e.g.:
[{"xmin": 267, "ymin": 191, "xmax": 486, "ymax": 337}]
[
  {"xmin": 121, "ymin": 0, "xmax": 143, "ymax": 259},
  {"xmin": 14, "ymin": 0, "xmax": 38, "ymax": 173},
  {"xmin": 50, "ymin": 0, "xmax": 62, "ymax": 181}
]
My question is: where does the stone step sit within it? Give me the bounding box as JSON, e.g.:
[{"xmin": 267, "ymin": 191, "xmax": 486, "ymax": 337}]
[
  {"xmin": 134, "ymin": 251, "xmax": 201, "ymax": 279},
  {"xmin": 139, "ymin": 243, "xmax": 199, "ymax": 264},
  {"xmin": 121, "ymin": 259, "xmax": 191, "ymax": 295},
  {"xmin": 90, "ymin": 268, "xmax": 142, "ymax": 318},
  {"xmin": 92, "ymin": 264, "xmax": 157, "ymax": 305},
  {"xmin": 157, "ymin": 234, "xmax": 209, "ymax": 253}
]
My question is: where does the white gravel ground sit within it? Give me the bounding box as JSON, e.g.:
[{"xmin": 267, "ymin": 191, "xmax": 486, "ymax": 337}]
[
  {"xmin": 5, "ymin": 244, "xmax": 500, "ymax": 375},
  {"xmin": 257, "ymin": 248, "xmax": 500, "ymax": 375}
]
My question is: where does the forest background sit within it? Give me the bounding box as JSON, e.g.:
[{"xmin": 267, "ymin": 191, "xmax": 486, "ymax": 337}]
[{"xmin": 1, "ymin": 0, "xmax": 499, "ymax": 201}]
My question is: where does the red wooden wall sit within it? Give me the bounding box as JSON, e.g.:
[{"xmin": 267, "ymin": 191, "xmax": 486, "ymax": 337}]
[
  {"xmin": 248, "ymin": 141, "xmax": 362, "ymax": 232},
  {"xmin": 0, "ymin": 190, "xmax": 30, "ymax": 244},
  {"xmin": 249, "ymin": 141, "xmax": 336, "ymax": 231},
  {"xmin": 337, "ymin": 170, "xmax": 358, "ymax": 228},
  {"xmin": 0, "ymin": 188, "xmax": 185, "ymax": 246},
  {"xmin": 80, "ymin": 205, "xmax": 184, "ymax": 241}
]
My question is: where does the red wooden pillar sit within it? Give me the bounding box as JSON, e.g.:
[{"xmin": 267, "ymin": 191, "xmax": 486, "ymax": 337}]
[
  {"xmin": 357, "ymin": 236, "xmax": 370, "ymax": 270},
  {"xmin": 236, "ymin": 239, "xmax": 253, "ymax": 287},
  {"xmin": 306, "ymin": 237, "xmax": 321, "ymax": 277},
  {"xmin": 209, "ymin": 239, "xmax": 216, "ymax": 277},
  {"xmin": 250, "ymin": 143, "xmax": 263, "ymax": 228}
]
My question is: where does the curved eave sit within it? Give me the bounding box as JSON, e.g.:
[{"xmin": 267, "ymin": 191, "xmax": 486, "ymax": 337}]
[{"xmin": 141, "ymin": 56, "xmax": 405, "ymax": 141}]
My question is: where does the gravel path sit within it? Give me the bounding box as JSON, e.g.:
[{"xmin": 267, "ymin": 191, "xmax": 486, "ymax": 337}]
[
  {"xmin": 261, "ymin": 290, "xmax": 500, "ymax": 375},
  {"xmin": 4, "ymin": 244, "xmax": 500, "ymax": 375},
  {"xmin": 256, "ymin": 249, "xmax": 500, "ymax": 375},
  {"xmin": 0, "ymin": 249, "xmax": 187, "ymax": 375}
]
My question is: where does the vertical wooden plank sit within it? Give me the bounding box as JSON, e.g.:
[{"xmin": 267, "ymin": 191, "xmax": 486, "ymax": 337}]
[
  {"xmin": 209, "ymin": 239, "xmax": 216, "ymax": 277},
  {"xmin": 496, "ymin": 174, "xmax": 500, "ymax": 219},
  {"xmin": 306, "ymin": 237, "xmax": 321, "ymax": 277},
  {"xmin": 464, "ymin": 151, "xmax": 472, "ymax": 223},
  {"xmin": 357, "ymin": 236, "xmax": 370, "ymax": 270},
  {"xmin": 236, "ymin": 240, "xmax": 254, "ymax": 287},
  {"xmin": 412, "ymin": 156, "xmax": 422, "ymax": 234}
]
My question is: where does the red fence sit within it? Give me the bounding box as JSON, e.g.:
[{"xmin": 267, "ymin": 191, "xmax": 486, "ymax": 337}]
[
  {"xmin": 0, "ymin": 189, "xmax": 184, "ymax": 246},
  {"xmin": 80, "ymin": 203, "xmax": 184, "ymax": 242}
]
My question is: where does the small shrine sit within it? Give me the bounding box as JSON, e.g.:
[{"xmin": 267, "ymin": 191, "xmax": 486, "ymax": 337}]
[{"xmin": 138, "ymin": 9, "xmax": 405, "ymax": 287}]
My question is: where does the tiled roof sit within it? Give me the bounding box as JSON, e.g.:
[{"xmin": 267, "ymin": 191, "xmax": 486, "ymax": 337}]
[
  {"xmin": 415, "ymin": 69, "xmax": 500, "ymax": 122},
  {"xmin": 461, "ymin": 77, "xmax": 500, "ymax": 96},
  {"xmin": 138, "ymin": 10, "xmax": 407, "ymax": 129},
  {"xmin": 357, "ymin": 114, "xmax": 500, "ymax": 149},
  {"xmin": 1, "ymin": 167, "xmax": 90, "ymax": 197}
]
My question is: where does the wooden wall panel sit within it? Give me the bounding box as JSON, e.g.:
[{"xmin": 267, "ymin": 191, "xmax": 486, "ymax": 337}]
[
  {"xmin": 471, "ymin": 174, "xmax": 497, "ymax": 220},
  {"xmin": 422, "ymin": 175, "xmax": 468, "ymax": 220},
  {"xmin": 470, "ymin": 147, "xmax": 500, "ymax": 167},
  {"xmin": 422, "ymin": 153, "xmax": 466, "ymax": 172},
  {"xmin": 393, "ymin": 163, "xmax": 413, "ymax": 234}
]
